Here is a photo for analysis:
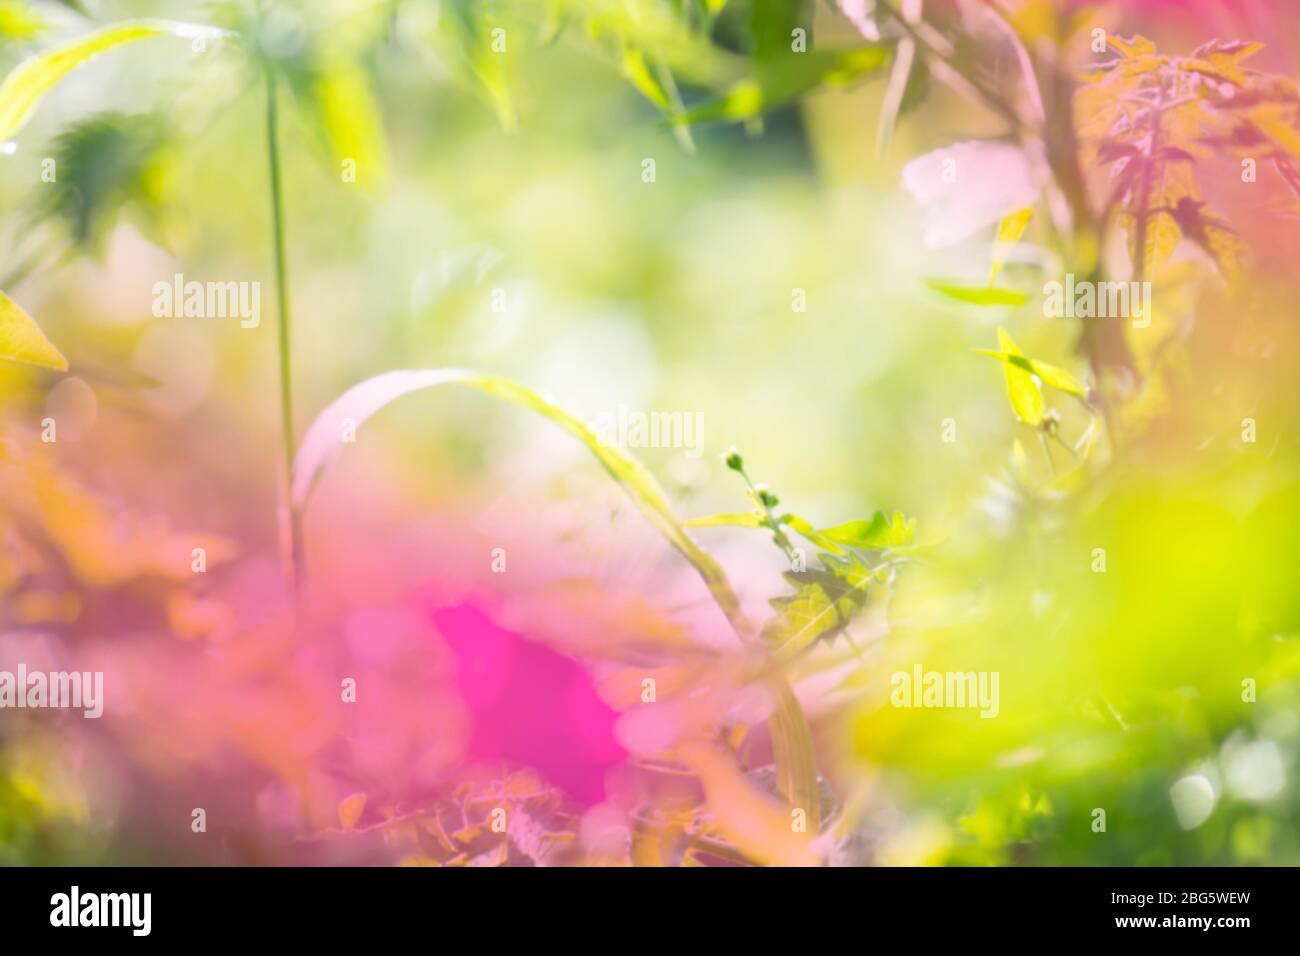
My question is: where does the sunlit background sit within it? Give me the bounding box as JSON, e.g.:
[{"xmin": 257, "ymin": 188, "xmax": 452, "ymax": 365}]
[{"xmin": 1, "ymin": 0, "xmax": 1297, "ymax": 865}]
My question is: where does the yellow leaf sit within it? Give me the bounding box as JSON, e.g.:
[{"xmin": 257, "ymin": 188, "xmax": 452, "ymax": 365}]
[
  {"xmin": 990, "ymin": 207, "xmax": 1033, "ymax": 286},
  {"xmin": 0, "ymin": 289, "xmax": 66, "ymax": 370},
  {"xmin": 338, "ymin": 793, "xmax": 367, "ymax": 830},
  {"xmin": 0, "ymin": 19, "xmax": 227, "ymax": 143},
  {"xmin": 314, "ymin": 59, "xmax": 390, "ymax": 194},
  {"xmin": 1178, "ymin": 41, "xmax": 1262, "ymax": 87},
  {"xmin": 1126, "ymin": 98, "xmax": 1203, "ymax": 278},
  {"xmin": 1250, "ymin": 102, "xmax": 1300, "ymax": 158},
  {"xmin": 1107, "ymin": 34, "xmax": 1157, "ymax": 60},
  {"xmin": 996, "ymin": 327, "xmax": 1043, "ymax": 427},
  {"xmin": 621, "ymin": 46, "xmax": 670, "ymax": 111}
]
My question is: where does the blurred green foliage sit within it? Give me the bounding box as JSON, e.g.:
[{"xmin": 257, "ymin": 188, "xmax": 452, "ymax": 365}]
[{"xmin": 0, "ymin": 0, "xmax": 1296, "ymax": 865}]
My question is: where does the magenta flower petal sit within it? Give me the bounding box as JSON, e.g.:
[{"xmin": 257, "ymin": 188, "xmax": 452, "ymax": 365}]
[{"xmin": 432, "ymin": 603, "xmax": 627, "ymax": 805}]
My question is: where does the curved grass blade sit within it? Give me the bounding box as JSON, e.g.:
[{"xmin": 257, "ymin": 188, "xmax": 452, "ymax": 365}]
[
  {"xmin": 292, "ymin": 369, "xmax": 747, "ymax": 635},
  {"xmin": 769, "ymin": 678, "xmax": 822, "ymax": 835},
  {"xmin": 0, "ymin": 19, "xmax": 229, "ymax": 144}
]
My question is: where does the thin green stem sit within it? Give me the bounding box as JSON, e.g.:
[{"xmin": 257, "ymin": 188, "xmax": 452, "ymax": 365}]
[
  {"xmin": 735, "ymin": 464, "xmax": 798, "ymax": 563},
  {"xmin": 265, "ymin": 68, "xmax": 304, "ymax": 593}
]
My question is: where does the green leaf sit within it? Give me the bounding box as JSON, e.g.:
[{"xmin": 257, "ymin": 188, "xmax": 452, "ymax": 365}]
[
  {"xmin": 618, "ymin": 44, "xmax": 694, "ymax": 153},
  {"xmin": 778, "ymin": 513, "xmax": 846, "ymax": 555},
  {"xmin": 924, "ymin": 279, "xmax": 1029, "ymax": 307},
  {"xmin": 0, "ymin": 2, "xmax": 47, "ymax": 43},
  {"xmin": 992, "ymin": 327, "xmax": 1043, "ymax": 426},
  {"xmin": 0, "ymin": 19, "xmax": 228, "ymax": 144},
  {"xmin": 39, "ymin": 112, "xmax": 171, "ymax": 249},
  {"xmin": 293, "ymin": 369, "xmax": 745, "ymax": 634},
  {"xmin": 312, "ymin": 57, "xmax": 390, "ymax": 194},
  {"xmin": 0, "ymin": 289, "xmax": 67, "ymax": 370},
  {"xmin": 675, "ymin": 45, "xmax": 890, "ymax": 125},
  {"xmin": 763, "ymin": 552, "xmax": 877, "ymax": 664},
  {"xmin": 990, "ymin": 207, "xmax": 1033, "ymax": 286},
  {"xmin": 779, "ymin": 510, "xmax": 916, "ymax": 555},
  {"xmin": 621, "ymin": 45, "xmax": 670, "ymax": 110},
  {"xmin": 685, "ymin": 511, "xmax": 765, "ymax": 529},
  {"xmin": 818, "ymin": 510, "xmax": 916, "ymax": 550},
  {"xmin": 445, "ymin": 1, "xmax": 516, "ymax": 132}
]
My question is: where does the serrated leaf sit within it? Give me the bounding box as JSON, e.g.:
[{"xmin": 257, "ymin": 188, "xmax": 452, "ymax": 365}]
[
  {"xmin": 1178, "ymin": 40, "xmax": 1262, "ymax": 87},
  {"xmin": 1249, "ymin": 101, "xmax": 1300, "ymax": 158},
  {"xmin": 1169, "ymin": 196, "xmax": 1246, "ymax": 281},
  {"xmin": 0, "ymin": 19, "xmax": 228, "ymax": 143},
  {"xmin": 1122, "ymin": 95, "xmax": 1205, "ymax": 279},
  {"xmin": 816, "ymin": 510, "xmax": 915, "ymax": 550},
  {"xmin": 39, "ymin": 111, "xmax": 170, "ymax": 249},
  {"xmin": 1107, "ymin": 34, "xmax": 1157, "ymax": 60},
  {"xmin": 763, "ymin": 552, "xmax": 876, "ymax": 664},
  {"xmin": 0, "ymin": 289, "xmax": 66, "ymax": 370},
  {"xmin": 989, "ymin": 207, "xmax": 1033, "ymax": 286},
  {"xmin": 925, "ymin": 279, "xmax": 1029, "ymax": 307}
]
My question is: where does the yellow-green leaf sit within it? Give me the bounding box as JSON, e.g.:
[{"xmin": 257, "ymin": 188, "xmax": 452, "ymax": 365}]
[
  {"xmin": 0, "ymin": 289, "xmax": 66, "ymax": 370},
  {"xmin": 685, "ymin": 512, "xmax": 765, "ymax": 529},
  {"xmin": 0, "ymin": 19, "xmax": 228, "ymax": 144},
  {"xmin": 765, "ymin": 552, "xmax": 876, "ymax": 665},
  {"xmin": 314, "ymin": 58, "xmax": 390, "ymax": 194},
  {"xmin": 925, "ymin": 279, "xmax": 1029, "ymax": 307},
  {"xmin": 1249, "ymin": 102, "xmax": 1300, "ymax": 159},
  {"xmin": 974, "ymin": 348, "xmax": 1088, "ymax": 399},
  {"xmin": 1107, "ymin": 34, "xmax": 1157, "ymax": 60},
  {"xmin": 778, "ymin": 513, "xmax": 846, "ymax": 555},
  {"xmin": 620, "ymin": 46, "xmax": 670, "ymax": 110},
  {"xmin": 990, "ymin": 207, "xmax": 1033, "ymax": 286},
  {"xmin": 995, "ymin": 327, "xmax": 1043, "ymax": 426}
]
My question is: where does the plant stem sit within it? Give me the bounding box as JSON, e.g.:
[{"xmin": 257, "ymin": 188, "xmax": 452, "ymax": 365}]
[
  {"xmin": 733, "ymin": 464, "xmax": 798, "ymax": 563},
  {"xmin": 265, "ymin": 67, "xmax": 304, "ymax": 593}
]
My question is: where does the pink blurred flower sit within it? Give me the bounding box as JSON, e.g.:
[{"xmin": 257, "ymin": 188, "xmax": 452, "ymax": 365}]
[
  {"xmin": 901, "ymin": 140, "xmax": 1040, "ymax": 248},
  {"xmin": 431, "ymin": 603, "xmax": 627, "ymax": 806}
]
